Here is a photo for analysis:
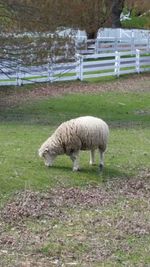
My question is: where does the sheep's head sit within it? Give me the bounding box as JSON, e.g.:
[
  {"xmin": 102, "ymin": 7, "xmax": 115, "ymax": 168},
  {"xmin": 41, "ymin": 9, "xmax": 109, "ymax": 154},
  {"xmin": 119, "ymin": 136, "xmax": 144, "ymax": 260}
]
[{"xmin": 39, "ymin": 147, "xmax": 56, "ymax": 167}]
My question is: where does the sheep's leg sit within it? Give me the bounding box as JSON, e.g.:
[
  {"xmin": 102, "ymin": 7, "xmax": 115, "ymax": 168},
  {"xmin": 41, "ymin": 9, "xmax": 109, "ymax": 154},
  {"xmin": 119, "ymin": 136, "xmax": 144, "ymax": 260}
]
[
  {"xmin": 90, "ymin": 149, "xmax": 96, "ymax": 165},
  {"xmin": 70, "ymin": 151, "xmax": 80, "ymax": 171},
  {"xmin": 99, "ymin": 149, "xmax": 104, "ymax": 171}
]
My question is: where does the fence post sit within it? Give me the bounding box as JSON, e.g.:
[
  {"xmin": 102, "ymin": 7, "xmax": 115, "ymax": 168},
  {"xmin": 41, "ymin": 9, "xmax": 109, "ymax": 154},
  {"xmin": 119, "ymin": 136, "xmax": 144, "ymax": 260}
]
[
  {"xmin": 79, "ymin": 55, "xmax": 83, "ymax": 81},
  {"xmin": 16, "ymin": 61, "xmax": 22, "ymax": 86},
  {"xmin": 95, "ymin": 39, "xmax": 98, "ymax": 54},
  {"xmin": 65, "ymin": 43, "xmax": 69, "ymax": 59},
  {"xmin": 76, "ymin": 54, "xmax": 83, "ymax": 81},
  {"xmin": 47, "ymin": 56, "xmax": 53, "ymax": 83},
  {"xmin": 148, "ymin": 35, "xmax": 150, "ymax": 52},
  {"xmin": 136, "ymin": 49, "xmax": 140, "ymax": 74},
  {"xmin": 114, "ymin": 37, "xmax": 118, "ymax": 52},
  {"xmin": 115, "ymin": 51, "xmax": 120, "ymax": 77},
  {"xmin": 76, "ymin": 54, "xmax": 80, "ymax": 80},
  {"xmin": 131, "ymin": 30, "xmax": 135, "ymax": 54}
]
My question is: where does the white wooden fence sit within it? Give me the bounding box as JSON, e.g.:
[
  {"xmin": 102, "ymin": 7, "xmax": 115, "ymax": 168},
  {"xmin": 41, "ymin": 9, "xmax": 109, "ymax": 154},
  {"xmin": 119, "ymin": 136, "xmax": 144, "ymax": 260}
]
[
  {"xmin": 77, "ymin": 50, "xmax": 150, "ymax": 80},
  {"xmin": 79, "ymin": 38, "xmax": 150, "ymax": 55},
  {"xmin": 97, "ymin": 28, "xmax": 150, "ymax": 43},
  {"xmin": 0, "ymin": 49, "xmax": 150, "ymax": 86},
  {"xmin": 79, "ymin": 28, "xmax": 150, "ymax": 54}
]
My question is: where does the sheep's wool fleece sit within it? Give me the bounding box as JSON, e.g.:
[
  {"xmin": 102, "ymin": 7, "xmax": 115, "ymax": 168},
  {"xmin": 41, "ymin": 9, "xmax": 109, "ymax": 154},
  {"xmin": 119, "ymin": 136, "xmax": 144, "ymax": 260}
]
[{"xmin": 49, "ymin": 116, "xmax": 109, "ymax": 154}]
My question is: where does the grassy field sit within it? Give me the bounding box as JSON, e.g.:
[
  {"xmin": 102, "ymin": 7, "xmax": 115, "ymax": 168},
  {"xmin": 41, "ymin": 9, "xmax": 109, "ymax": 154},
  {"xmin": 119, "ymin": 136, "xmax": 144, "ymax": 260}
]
[
  {"xmin": 122, "ymin": 14, "xmax": 150, "ymax": 29},
  {"xmin": 0, "ymin": 74, "xmax": 150, "ymax": 266}
]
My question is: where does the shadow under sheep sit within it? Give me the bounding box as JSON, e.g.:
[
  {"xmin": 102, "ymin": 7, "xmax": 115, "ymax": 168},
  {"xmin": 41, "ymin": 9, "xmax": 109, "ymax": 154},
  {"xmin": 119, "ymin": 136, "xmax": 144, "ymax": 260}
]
[{"xmin": 49, "ymin": 164, "xmax": 128, "ymax": 180}]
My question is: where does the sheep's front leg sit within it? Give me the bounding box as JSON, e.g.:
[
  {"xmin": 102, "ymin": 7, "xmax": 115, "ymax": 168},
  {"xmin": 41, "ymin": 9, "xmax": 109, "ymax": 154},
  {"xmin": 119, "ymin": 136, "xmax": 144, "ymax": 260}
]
[
  {"xmin": 89, "ymin": 149, "xmax": 96, "ymax": 165},
  {"xmin": 99, "ymin": 149, "xmax": 104, "ymax": 171},
  {"xmin": 70, "ymin": 151, "xmax": 80, "ymax": 171}
]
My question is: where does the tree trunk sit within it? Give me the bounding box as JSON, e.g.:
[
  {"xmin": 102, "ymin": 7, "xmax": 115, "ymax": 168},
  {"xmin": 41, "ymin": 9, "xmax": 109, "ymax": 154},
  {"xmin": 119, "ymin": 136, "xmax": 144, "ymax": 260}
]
[
  {"xmin": 87, "ymin": 31, "xmax": 97, "ymax": 39},
  {"xmin": 112, "ymin": 0, "xmax": 125, "ymax": 28}
]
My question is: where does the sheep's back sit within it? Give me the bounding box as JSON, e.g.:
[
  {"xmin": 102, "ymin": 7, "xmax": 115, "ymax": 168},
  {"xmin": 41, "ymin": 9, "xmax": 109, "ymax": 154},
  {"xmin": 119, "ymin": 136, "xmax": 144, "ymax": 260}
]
[
  {"xmin": 56, "ymin": 116, "xmax": 109, "ymax": 151},
  {"xmin": 75, "ymin": 116, "xmax": 108, "ymax": 150}
]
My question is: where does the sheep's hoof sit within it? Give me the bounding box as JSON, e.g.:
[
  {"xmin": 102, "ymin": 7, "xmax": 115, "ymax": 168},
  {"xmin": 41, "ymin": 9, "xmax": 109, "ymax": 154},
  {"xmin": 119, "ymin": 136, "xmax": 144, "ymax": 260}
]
[
  {"xmin": 73, "ymin": 167, "xmax": 80, "ymax": 172},
  {"xmin": 99, "ymin": 163, "xmax": 104, "ymax": 172}
]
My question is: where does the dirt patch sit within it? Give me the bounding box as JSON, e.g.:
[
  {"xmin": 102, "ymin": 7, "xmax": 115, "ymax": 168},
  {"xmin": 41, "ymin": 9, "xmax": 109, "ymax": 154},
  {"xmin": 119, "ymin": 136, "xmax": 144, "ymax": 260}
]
[
  {"xmin": 0, "ymin": 73, "xmax": 150, "ymax": 109},
  {"xmin": 0, "ymin": 169, "xmax": 150, "ymax": 266},
  {"xmin": 1, "ymin": 169, "xmax": 150, "ymax": 223},
  {"xmin": 1, "ymin": 187, "xmax": 115, "ymax": 224}
]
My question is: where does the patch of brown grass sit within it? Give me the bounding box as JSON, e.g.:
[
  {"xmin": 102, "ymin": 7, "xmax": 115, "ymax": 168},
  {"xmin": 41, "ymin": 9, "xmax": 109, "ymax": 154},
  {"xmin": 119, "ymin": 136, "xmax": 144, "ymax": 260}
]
[
  {"xmin": 0, "ymin": 73, "xmax": 150, "ymax": 109},
  {"xmin": 0, "ymin": 169, "xmax": 150, "ymax": 266}
]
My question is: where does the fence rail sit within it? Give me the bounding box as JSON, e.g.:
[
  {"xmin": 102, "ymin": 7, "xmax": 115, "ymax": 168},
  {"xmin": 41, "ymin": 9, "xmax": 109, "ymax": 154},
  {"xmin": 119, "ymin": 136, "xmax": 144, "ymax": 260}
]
[
  {"xmin": 79, "ymin": 38, "xmax": 150, "ymax": 55},
  {"xmin": 0, "ymin": 49, "xmax": 150, "ymax": 86}
]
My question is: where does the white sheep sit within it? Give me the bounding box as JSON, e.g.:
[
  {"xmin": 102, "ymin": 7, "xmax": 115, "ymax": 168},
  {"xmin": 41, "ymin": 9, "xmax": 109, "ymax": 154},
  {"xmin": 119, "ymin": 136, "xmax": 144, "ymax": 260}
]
[{"xmin": 39, "ymin": 116, "xmax": 109, "ymax": 171}]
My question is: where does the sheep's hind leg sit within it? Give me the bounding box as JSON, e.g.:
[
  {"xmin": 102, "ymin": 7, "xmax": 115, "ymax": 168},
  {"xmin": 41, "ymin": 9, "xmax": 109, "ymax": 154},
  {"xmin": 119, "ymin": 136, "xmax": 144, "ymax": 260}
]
[
  {"xmin": 70, "ymin": 151, "xmax": 80, "ymax": 171},
  {"xmin": 90, "ymin": 149, "xmax": 96, "ymax": 165},
  {"xmin": 99, "ymin": 149, "xmax": 104, "ymax": 171}
]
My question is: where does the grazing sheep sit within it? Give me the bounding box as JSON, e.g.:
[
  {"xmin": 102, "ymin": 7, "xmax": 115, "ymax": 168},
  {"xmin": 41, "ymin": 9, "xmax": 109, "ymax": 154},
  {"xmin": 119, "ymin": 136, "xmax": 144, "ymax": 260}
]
[{"xmin": 39, "ymin": 116, "xmax": 109, "ymax": 171}]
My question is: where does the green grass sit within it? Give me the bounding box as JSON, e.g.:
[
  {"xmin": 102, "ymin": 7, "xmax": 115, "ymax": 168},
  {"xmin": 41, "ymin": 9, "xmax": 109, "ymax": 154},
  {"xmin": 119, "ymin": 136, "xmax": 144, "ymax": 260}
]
[
  {"xmin": 1, "ymin": 91, "xmax": 150, "ymax": 125},
  {"xmin": 122, "ymin": 15, "xmax": 150, "ymax": 29},
  {"xmin": 0, "ymin": 123, "xmax": 149, "ymax": 197},
  {"xmin": 0, "ymin": 90, "xmax": 150, "ymax": 199},
  {"xmin": 0, "ymin": 83, "xmax": 150, "ymax": 266}
]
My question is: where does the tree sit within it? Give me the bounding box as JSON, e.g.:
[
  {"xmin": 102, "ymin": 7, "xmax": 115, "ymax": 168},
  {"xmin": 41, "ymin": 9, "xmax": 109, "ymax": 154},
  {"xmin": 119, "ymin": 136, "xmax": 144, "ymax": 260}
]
[
  {"xmin": 30, "ymin": 0, "xmax": 113, "ymax": 38},
  {"xmin": 0, "ymin": 1, "xmax": 17, "ymax": 31},
  {"xmin": 125, "ymin": 0, "xmax": 150, "ymax": 16},
  {"xmin": 111, "ymin": 0, "xmax": 125, "ymax": 28},
  {"xmin": 1, "ymin": 0, "xmax": 150, "ymax": 34},
  {"xmin": 1, "ymin": 0, "xmax": 113, "ymax": 38}
]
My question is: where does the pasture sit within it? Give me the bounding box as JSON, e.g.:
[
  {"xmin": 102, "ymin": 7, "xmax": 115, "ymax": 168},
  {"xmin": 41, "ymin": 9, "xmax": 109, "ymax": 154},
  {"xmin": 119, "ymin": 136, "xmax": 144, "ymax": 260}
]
[{"xmin": 0, "ymin": 73, "xmax": 150, "ymax": 266}]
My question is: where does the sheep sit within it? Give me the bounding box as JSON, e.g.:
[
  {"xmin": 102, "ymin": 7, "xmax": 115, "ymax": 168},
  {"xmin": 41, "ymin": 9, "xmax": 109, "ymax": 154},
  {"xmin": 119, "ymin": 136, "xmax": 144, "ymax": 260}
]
[{"xmin": 38, "ymin": 116, "xmax": 109, "ymax": 171}]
